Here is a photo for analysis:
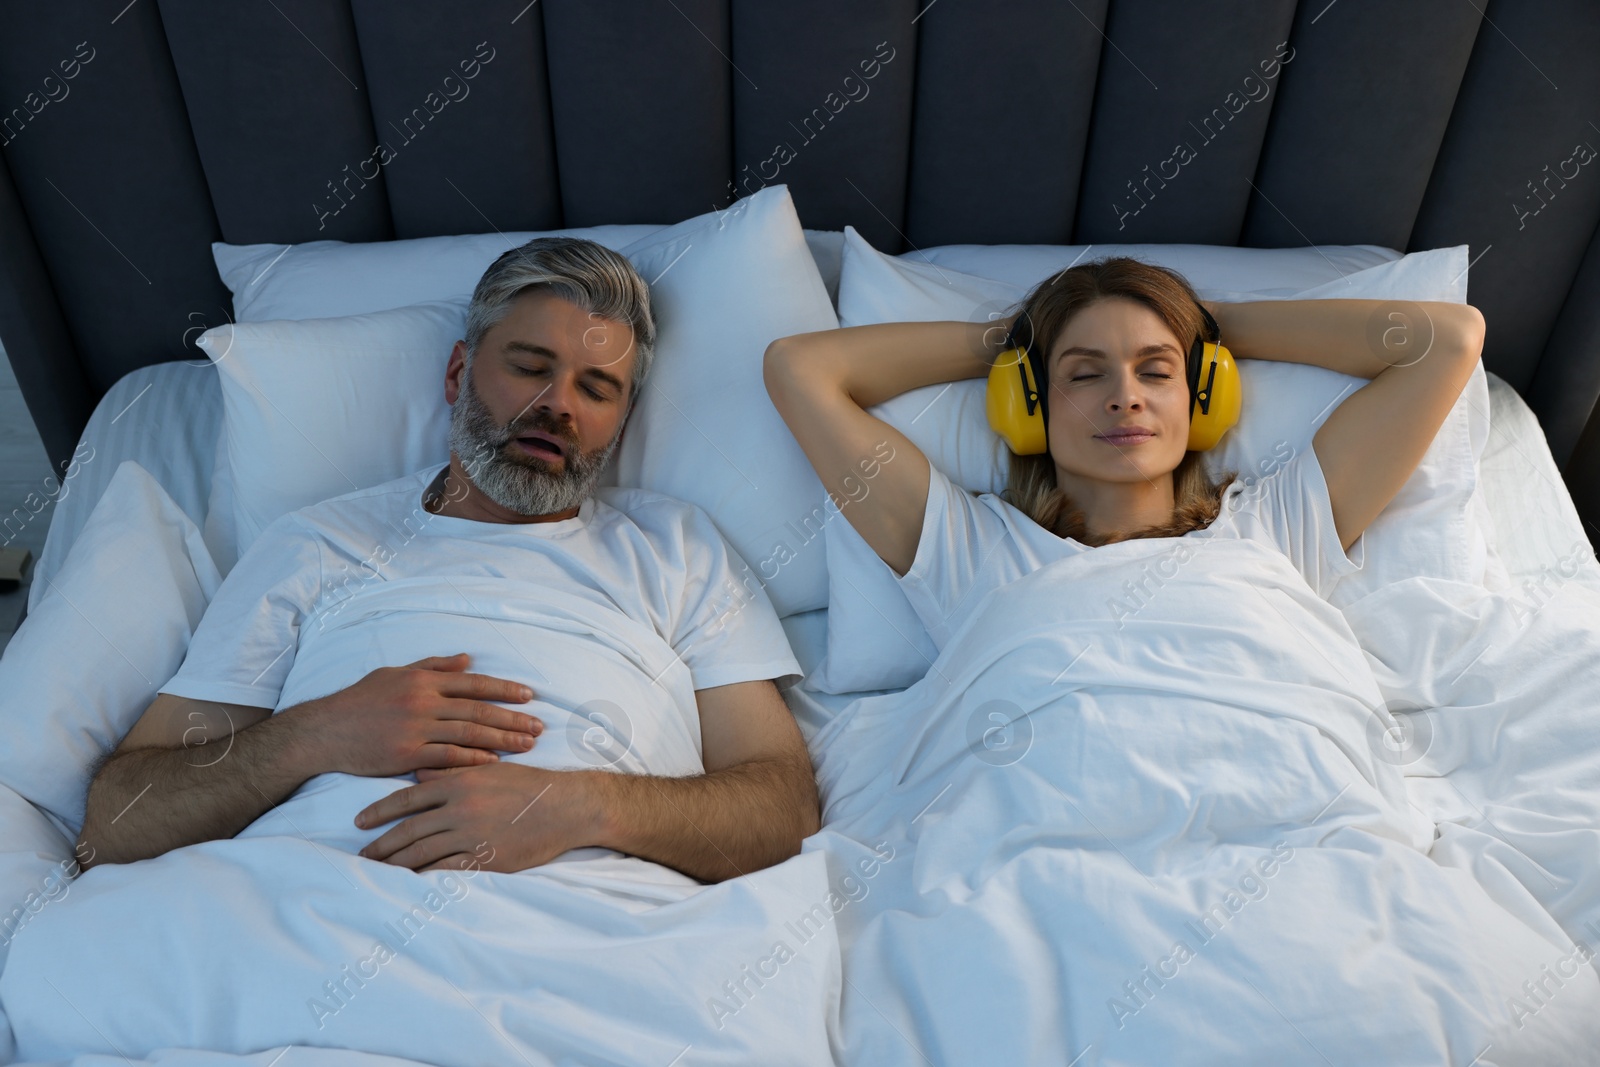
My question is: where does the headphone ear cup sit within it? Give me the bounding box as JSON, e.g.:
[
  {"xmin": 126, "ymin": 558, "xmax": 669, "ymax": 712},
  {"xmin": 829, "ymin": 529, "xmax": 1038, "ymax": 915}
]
[
  {"xmin": 1186, "ymin": 342, "xmax": 1242, "ymax": 452},
  {"xmin": 986, "ymin": 348, "xmax": 1049, "ymax": 455}
]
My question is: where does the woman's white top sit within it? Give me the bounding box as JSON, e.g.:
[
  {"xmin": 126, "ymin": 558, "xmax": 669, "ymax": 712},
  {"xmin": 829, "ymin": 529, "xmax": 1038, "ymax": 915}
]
[{"xmin": 899, "ymin": 446, "xmax": 1367, "ymax": 652}]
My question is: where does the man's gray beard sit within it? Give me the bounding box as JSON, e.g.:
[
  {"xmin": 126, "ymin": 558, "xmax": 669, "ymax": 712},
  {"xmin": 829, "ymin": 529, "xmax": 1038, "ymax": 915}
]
[{"xmin": 447, "ymin": 365, "xmax": 621, "ymax": 518}]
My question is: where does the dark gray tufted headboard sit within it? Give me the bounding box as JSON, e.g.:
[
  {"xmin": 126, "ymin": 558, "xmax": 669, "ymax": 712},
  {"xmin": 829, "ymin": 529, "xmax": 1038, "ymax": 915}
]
[{"xmin": 4, "ymin": 1, "xmax": 1600, "ymax": 542}]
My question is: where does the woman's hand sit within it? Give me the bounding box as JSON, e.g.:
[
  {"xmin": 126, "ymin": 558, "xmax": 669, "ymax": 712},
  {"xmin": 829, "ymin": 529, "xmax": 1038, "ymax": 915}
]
[{"xmin": 989, "ymin": 310, "xmax": 1022, "ymax": 351}]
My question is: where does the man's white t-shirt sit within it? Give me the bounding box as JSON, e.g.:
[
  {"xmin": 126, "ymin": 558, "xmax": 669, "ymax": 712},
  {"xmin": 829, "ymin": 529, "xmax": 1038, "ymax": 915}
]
[
  {"xmin": 898, "ymin": 445, "xmax": 1368, "ymax": 651},
  {"xmin": 160, "ymin": 465, "xmax": 801, "ymax": 712}
]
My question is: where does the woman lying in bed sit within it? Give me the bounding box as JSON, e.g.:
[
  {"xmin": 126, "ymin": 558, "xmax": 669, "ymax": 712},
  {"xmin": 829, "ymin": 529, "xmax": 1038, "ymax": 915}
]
[
  {"xmin": 764, "ymin": 257, "xmax": 1484, "ymax": 629},
  {"xmin": 762, "ymin": 263, "xmax": 1600, "ymax": 1062}
]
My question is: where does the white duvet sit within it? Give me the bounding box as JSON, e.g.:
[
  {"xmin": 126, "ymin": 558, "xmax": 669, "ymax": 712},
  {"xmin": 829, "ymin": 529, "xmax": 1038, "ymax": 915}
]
[
  {"xmin": 5, "ymin": 547, "xmax": 1600, "ymax": 1065},
  {"xmin": 0, "ymin": 577, "xmax": 840, "ymax": 1066},
  {"xmin": 804, "ymin": 536, "xmax": 1600, "ymax": 1065}
]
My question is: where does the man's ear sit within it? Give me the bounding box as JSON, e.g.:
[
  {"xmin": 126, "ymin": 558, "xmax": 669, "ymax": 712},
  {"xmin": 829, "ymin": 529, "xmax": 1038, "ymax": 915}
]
[{"xmin": 444, "ymin": 341, "xmax": 469, "ymax": 405}]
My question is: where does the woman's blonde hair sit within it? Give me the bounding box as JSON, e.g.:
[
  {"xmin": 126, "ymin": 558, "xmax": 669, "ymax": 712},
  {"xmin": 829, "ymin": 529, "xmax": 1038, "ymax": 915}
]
[{"xmin": 1001, "ymin": 257, "xmax": 1236, "ymax": 546}]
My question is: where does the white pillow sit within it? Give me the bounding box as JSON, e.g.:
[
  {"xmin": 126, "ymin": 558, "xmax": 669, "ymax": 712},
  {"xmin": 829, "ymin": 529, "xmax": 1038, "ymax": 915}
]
[
  {"xmin": 0, "ymin": 462, "xmax": 220, "ymax": 834},
  {"xmin": 215, "ymin": 226, "xmax": 665, "ymax": 323},
  {"xmin": 830, "ymin": 228, "xmax": 1429, "ymax": 501},
  {"xmin": 29, "ymin": 363, "xmax": 220, "ymax": 614},
  {"xmin": 200, "ymin": 188, "xmax": 838, "ymax": 613},
  {"xmin": 813, "ymin": 229, "xmax": 1493, "ymax": 693},
  {"xmin": 215, "ymin": 226, "xmax": 849, "ymax": 325},
  {"xmin": 209, "ymin": 227, "xmax": 663, "ymax": 573},
  {"xmin": 902, "ymin": 241, "xmax": 1399, "ymax": 295},
  {"xmin": 199, "ymin": 301, "xmax": 464, "ymax": 566},
  {"xmin": 612, "ymin": 185, "xmax": 838, "ymax": 616},
  {"xmin": 0, "ymin": 782, "xmax": 77, "ymax": 972}
]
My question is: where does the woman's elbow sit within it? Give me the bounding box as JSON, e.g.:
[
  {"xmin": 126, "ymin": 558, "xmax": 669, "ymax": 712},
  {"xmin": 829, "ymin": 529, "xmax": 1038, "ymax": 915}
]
[
  {"xmin": 762, "ymin": 336, "xmax": 797, "ymax": 392},
  {"xmin": 762, "ymin": 340, "xmax": 798, "ymax": 421},
  {"xmin": 1444, "ymin": 303, "xmax": 1486, "ymax": 360},
  {"xmin": 763, "ymin": 334, "xmax": 834, "ymax": 410}
]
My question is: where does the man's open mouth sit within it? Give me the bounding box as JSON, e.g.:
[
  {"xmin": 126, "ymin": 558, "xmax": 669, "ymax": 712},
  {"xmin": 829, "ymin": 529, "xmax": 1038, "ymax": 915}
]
[{"xmin": 513, "ymin": 432, "xmax": 567, "ymax": 459}]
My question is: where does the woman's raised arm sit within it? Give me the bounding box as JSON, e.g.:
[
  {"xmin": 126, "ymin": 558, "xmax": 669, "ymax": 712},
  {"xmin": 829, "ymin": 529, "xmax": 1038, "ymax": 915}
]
[
  {"xmin": 1208, "ymin": 298, "xmax": 1486, "ymax": 551},
  {"xmin": 764, "ymin": 320, "xmax": 1006, "ymax": 575}
]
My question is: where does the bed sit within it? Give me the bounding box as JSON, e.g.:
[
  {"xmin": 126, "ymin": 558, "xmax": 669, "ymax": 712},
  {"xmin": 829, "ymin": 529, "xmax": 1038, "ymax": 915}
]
[{"xmin": 3, "ymin": 3, "xmax": 1600, "ymax": 1065}]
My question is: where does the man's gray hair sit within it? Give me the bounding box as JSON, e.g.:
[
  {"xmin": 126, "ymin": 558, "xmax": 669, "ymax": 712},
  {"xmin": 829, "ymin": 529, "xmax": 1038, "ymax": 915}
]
[{"xmin": 464, "ymin": 236, "xmax": 656, "ymax": 401}]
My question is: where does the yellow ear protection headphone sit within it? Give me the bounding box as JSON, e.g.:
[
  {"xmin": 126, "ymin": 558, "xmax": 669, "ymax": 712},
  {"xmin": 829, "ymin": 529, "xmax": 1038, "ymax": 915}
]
[{"xmin": 985, "ymin": 300, "xmax": 1242, "ymax": 454}]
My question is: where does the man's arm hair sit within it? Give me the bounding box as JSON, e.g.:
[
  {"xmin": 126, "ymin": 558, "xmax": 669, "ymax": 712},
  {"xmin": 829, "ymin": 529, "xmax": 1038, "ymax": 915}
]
[
  {"xmin": 587, "ymin": 679, "xmax": 820, "ymax": 882},
  {"xmin": 78, "ymin": 694, "xmax": 316, "ymax": 869},
  {"xmin": 586, "ymin": 753, "xmax": 819, "ymax": 882}
]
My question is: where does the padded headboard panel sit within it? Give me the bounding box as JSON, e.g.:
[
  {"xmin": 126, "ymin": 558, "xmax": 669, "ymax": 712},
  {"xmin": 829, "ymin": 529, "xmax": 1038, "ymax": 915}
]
[{"xmin": 3, "ymin": 0, "xmax": 1600, "ymax": 544}]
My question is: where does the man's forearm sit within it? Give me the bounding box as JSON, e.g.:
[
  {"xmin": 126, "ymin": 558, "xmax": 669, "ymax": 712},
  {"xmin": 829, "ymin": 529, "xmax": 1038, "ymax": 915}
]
[
  {"xmin": 79, "ymin": 711, "xmax": 320, "ymax": 868},
  {"xmin": 585, "ymin": 755, "xmax": 821, "ymax": 883}
]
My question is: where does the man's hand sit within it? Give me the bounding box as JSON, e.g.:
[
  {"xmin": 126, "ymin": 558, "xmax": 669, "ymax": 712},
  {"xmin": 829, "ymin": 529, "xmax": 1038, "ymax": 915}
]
[
  {"xmin": 289, "ymin": 653, "xmax": 544, "ymax": 778},
  {"xmin": 354, "ymin": 763, "xmax": 599, "ymax": 872},
  {"xmin": 353, "ymin": 680, "xmax": 821, "ymax": 883}
]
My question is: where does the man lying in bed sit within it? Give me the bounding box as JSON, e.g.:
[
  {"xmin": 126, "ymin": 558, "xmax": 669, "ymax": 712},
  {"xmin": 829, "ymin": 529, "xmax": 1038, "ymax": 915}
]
[{"xmin": 77, "ymin": 237, "xmax": 818, "ymax": 882}]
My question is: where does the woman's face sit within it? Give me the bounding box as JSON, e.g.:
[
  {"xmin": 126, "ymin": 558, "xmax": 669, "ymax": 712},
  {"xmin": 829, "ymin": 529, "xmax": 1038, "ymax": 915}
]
[{"xmin": 1042, "ymin": 296, "xmax": 1192, "ymax": 486}]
